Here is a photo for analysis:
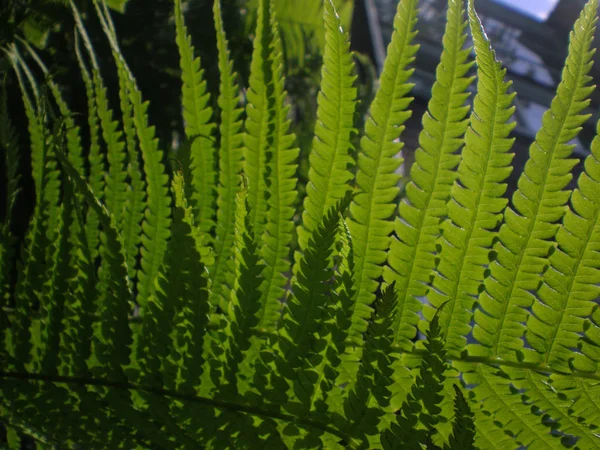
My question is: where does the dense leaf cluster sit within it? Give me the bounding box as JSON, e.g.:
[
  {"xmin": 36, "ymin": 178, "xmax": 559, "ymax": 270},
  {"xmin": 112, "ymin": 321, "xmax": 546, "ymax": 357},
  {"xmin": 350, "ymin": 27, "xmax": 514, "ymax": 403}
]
[{"xmin": 1, "ymin": 0, "xmax": 600, "ymax": 448}]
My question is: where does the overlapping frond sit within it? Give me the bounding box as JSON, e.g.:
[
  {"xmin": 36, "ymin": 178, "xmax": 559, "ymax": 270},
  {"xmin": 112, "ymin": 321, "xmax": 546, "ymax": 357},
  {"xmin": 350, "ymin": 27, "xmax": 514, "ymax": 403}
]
[
  {"xmin": 169, "ymin": 175, "xmax": 210, "ymax": 393},
  {"xmin": 446, "ymin": 385, "xmax": 476, "ymax": 450},
  {"xmin": 384, "ymin": 0, "xmax": 474, "ymax": 351},
  {"xmin": 382, "ymin": 306, "xmax": 450, "ymax": 449},
  {"xmin": 174, "ymin": 0, "xmax": 216, "ymax": 240},
  {"xmin": 71, "ymin": 22, "xmax": 104, "ymax": 275},
  {"xmin": 95, "ymin": 1, "xmax": 171, "ymax": 311},
  {"xmin": 56, "ymin": 150, "xmax": 132, "ymax": 380},
  {"xmin": 21, "ymin": 40, "xmax": 85, "ymax": 178},
  {"xmin": 90, "ymin": 66, "xmax": 128, "ymax": 225},
  {"xmin": 529, "ymin": 117, "xmax": 600, "ymax": 374},
  {"xmin": 222, "ymin": 186, "xmax": 263, "ymax": 394},
  {"xmin": 350, "ymin": 0, "xmax": 418, "ymax": 344},
  {"xmin": 343, "ymin": 284, "xmax": 396, "ymax": 448},
  {"xmin": 208, "ymin": 0, "xmax": 245, "ymax": 312},
  {"xmin": 6, "ymin": 49, "xmax": 53, "ymax": 371},
  {"xmin": 277, "ymin": 193, "xmax": 352, "ymax": 373},
  {"xmin": 474, "ymin": 0, "xmax": 598, "ymax": 361},
  {"xmin": 425, "ymin": 0, "xmax": 516, "ymax": 356}
]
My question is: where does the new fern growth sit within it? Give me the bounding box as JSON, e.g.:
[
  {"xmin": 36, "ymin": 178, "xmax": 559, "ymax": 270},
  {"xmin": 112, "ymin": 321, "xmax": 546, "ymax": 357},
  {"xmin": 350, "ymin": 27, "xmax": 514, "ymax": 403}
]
[{"xmin": 1, "ymin": 0, "xmax": 600, "ymax": 448}]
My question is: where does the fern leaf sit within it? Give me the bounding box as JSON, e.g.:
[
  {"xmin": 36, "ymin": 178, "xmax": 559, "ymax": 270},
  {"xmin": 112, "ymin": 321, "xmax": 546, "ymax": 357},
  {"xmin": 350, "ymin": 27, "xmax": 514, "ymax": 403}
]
[
  {"xmin": 59, "ymin": 201, "xmax": 98, "ymax": 376},
  {"xmin": 278, "ymin": 193, "xmax": 351, "ymax": 364},
  {"xmin": 529, "ymin": 117, "xmax": 600, "ymax": 373},
  {"xmin": 95, "ymin": 2, "xmax": 172, "ymax": 311},
  {"xmin": 349, "ymin": 0, "xmax": 418, "ymax": 344},
  {"xmin": 6, "ymin": 48, "xmax": 45, "ymax": 209},
  {"xmin": 73, "ymin": 31, "xmax": 104, "ymax": 263},
  {"xmin": 270, "ymin": 193, "xmax": 352, "ymax": 427},
  {"xmin": 40, "ymin": 170, "xmax": 75, "ymax": 376},
  {"xmin": 92, "ymin": 70, "xmax": 128, "ymax": 224},
  {"xmin": 297, "ymin": 0, "xmax": 357, "ymax": 251},
  {"xmin": 504, "ymin": 369, "xmax": 600, "ymax": 447},
  {"xmin": 384, "ymin": 0, "xmax": 474, "ymax": 351},
  {"xmin": 551, "ymin": 375, "xmax": 600, "ymax": 435},
  {"xmin": 137, "ymin": 172, "xmax": 208, "ymax": 390},
  {"xmin": 423, "ymin": 0, "xmax": 516, "ymax": 356},
  {"xmin": 475, "ymin": 0, "xmax": 598, "ymax": 361},
  {"xmin": 343, "ymin": 284, "xmax": 397, "ymax": 448},
  {"xmin": 7, "ymin": 52, "xmax": 51, "ymax": 371},
  {"xmin": 167, "ymin": 173, "xmax": 210, "ymax": 393},
  {"xmin": 222, "ymin": 186, "xmax": 263, "ymax": 394},
  {"xmin": 243, "ymin": 0, "xmax": 272, "ymax": 241},
  {"xmin": 21, "ymin": 40, "xmax": 86, "ymax": 178},
  {"xmin": 117, "ymin": 64, "xmax": 146, "ymax": 286},
  {"xmin": 382, "ymin": 305, "xmax": 449, "ymax": 449},
  {"xmin": 256, "ymin": 0, "xmax": 299, "ymax": 333},
  {"xmin": 79, "ymin": 0, "xmax": 146, "ymax": 286},
  {"xmin": 174, "ymin": 0, "xmax": 217, "ymax": 240},
  {"xmin": 445, "ymin": 385, "xmax": 475, "ymax": 450},
  {"xmin": 209, "ymin": 0, "xmax": 247, "ymax": 312},
  {"xmin": 56, "ymin": 149, "xmax": 132, "ymax": 380},
  {"xmin": 461, "ymin": 364, "xmax": 570, "ymax": 448}
]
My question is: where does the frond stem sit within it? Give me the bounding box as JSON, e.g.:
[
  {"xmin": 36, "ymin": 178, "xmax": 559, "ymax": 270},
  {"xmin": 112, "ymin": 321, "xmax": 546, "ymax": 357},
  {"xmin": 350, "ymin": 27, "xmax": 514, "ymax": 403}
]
[{"xmin": 0, "ymin": 371, "xmax": 350, "ymax": 441}]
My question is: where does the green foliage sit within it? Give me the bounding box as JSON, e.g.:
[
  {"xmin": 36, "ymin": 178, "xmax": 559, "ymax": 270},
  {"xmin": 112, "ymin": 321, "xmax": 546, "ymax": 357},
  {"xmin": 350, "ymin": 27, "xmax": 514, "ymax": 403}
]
[
  {"xmin": 1, "ymin": 0, "xmax": 600, "ymax": 448},
  {"xmin": 0, "ymin": 0, "xmax": 128, "ymax": 49}
]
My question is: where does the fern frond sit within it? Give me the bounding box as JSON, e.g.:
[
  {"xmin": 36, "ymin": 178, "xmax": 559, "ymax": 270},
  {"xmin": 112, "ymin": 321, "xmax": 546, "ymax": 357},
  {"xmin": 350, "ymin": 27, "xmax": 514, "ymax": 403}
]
[
  {"xmin": 243, "ymin": 0, "xmax": 272, "ymax": 241},
  {"xmin": 461, "ymin": 364, "xmax": 570, "ymax": 448},
  {"xmin": 349, "ymin": 0, "xmax": 418, "ymax": 344},
  {"xmin": 256, "ymin": 0, "xmax": 299, "ymax": 334},
  {"xmin": 59, "ymin": 200, "xmax": 97, "ymax": 377},
  {"xmin": 136, "ymin": 171, "xmax": 208, "ymax": 391},
  {"xmin": 423, "ymin": 0, "xmax": 516, "ymax": 356},
  {"xmin": 550, "ymin": 375, "xmax": 600, "ymax": 434},
  {"xmin": 73, "ymin": 30, "xmax": 104, "ymax": 263},
  {"xmin": 384, "ymin": 0, "xmax": 474, "ymax": 351},
  {"xmin": 166, "ymin": 173, "xmax": 210, "ymax": 393},
  {"xmin": 475, "ymin": 0, "xmax": 598, "ymax": 361},
  {"xmin": 91, "ymin": 69, "xmax": 128, "ymax": 224},
  {"xmin": 77, "ymin": 0, "xmax": 146, "ymax": 286},
  {"xmin": 528, "ymin": 116, "xmax": 600, "ymax": 374},
  {"xmin": 382, "ymin": 305, "xmax": 450, "ymax": 449},
  {"xmin": 21, "ymin": 40, "xmax": 86, "ymax": 177},
  {"xmin": 297, "ymin": 0, "xmax": 357, "ymax": 251},
  {"xmin": 6, "ymin": 50, "xmax": 53, "ymax": 371},
  {"xmin": 258, "ymin": 194, "xmax": 352, "ymax": 441},
  {"xmin": 343, "ymin": 284, "xmax": 396, "ymax": 448},
  {"xmin": 208, "ymin": 0, "xmax": 245, "ymax": 311},
  {"xmin": 40, "ymin": 166, "xmax": 74, "ymax": 376},
  {"xmin": 504, "ymin": 369, "xmax": 600, "ymax": 447},
  {"xmin": 222, "ymin": 186, "xmax": 263, "ymax": 394},
  {"xmin": 279, "ymin": 192, "xmax": 351, "ymax": 356},
  {"xmin": 56, "ymin": 149, "xmax": 132, "ymax": 380},
  {"xmin": 95, "ymin": 1, "xmax": 171, "ymax": 311},
  {"xmin": 174, "ymin": 0, "xmax": 216, "ymax": 240},
  {"xmin": 117, "ymin": 68, "xmax": 146, "ymax": 286},
  {"xmin": 445, "ymin": 385, "xmax": 475, "ymax": 450},
  {"xmin": 5, "ymin": 48, "xmax": 45, "ymax": 207}
]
